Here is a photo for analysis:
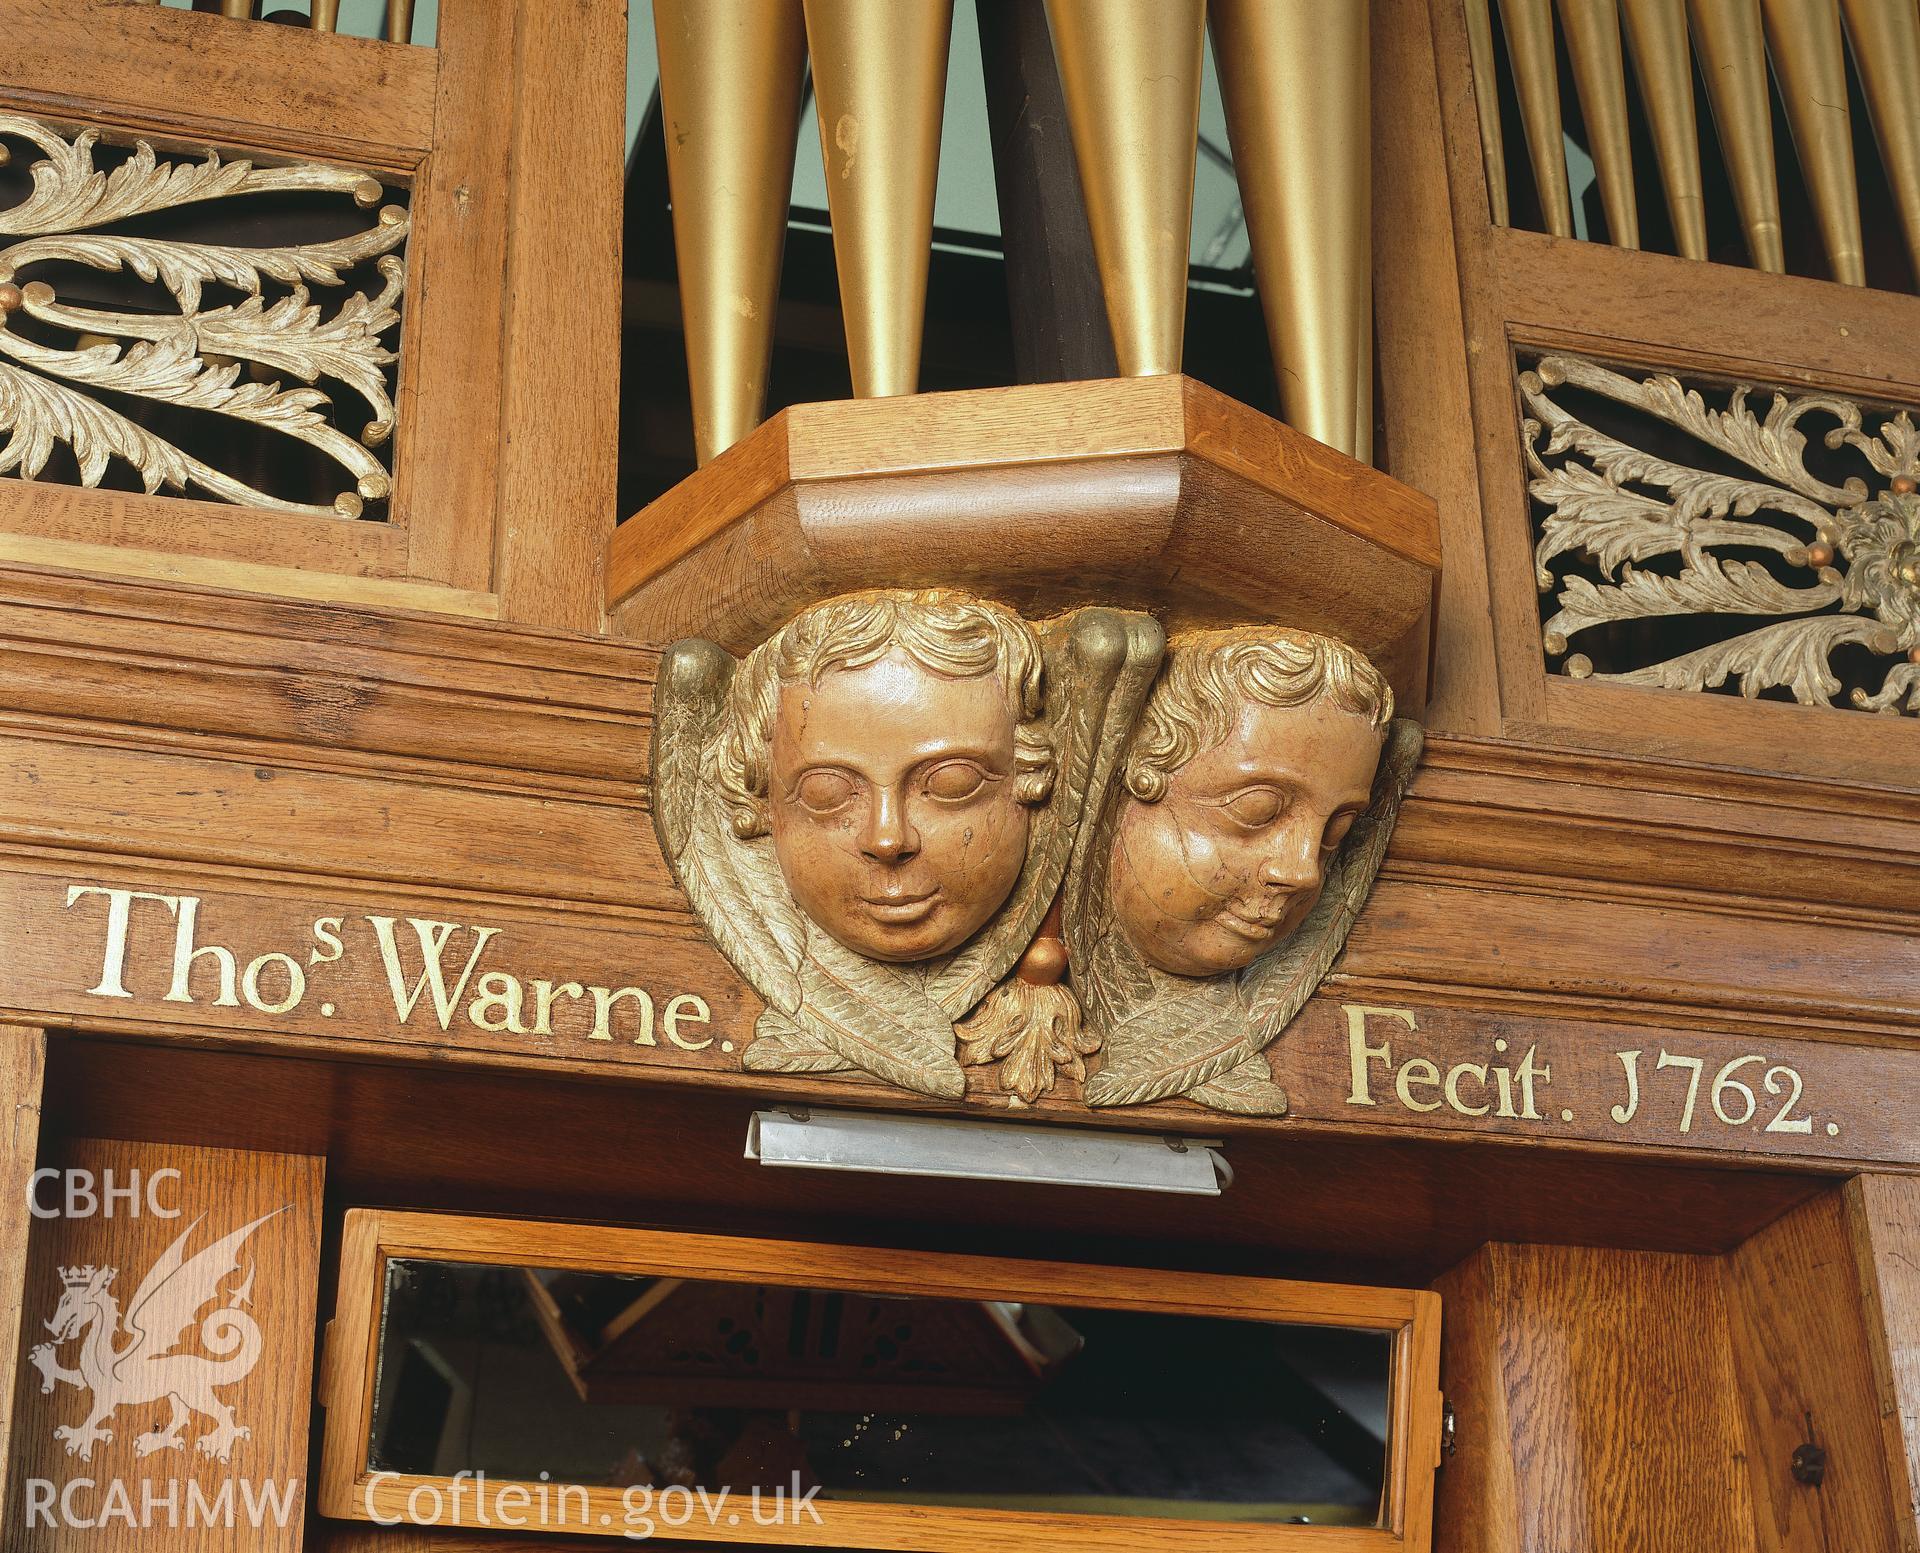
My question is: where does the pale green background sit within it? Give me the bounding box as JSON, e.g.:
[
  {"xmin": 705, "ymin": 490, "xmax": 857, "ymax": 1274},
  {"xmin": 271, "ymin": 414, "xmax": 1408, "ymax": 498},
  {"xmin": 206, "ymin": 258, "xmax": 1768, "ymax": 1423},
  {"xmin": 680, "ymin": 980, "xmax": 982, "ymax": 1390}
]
[{"xmin": 156, "ymin": 0, "xmax": 1267, "ymax": 267}]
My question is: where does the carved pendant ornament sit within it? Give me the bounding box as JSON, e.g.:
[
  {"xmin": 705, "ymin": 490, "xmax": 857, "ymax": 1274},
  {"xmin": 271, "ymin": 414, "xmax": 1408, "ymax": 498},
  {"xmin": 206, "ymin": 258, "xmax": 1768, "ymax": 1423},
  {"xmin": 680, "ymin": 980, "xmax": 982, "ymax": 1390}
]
[
  {"xmin": 653, "ymin": 590, "xmax": 1422, "ymax": 1114},
  {"xmin": 1525, "ymin": 353, "xmax": 1920, "ymax": 714}
]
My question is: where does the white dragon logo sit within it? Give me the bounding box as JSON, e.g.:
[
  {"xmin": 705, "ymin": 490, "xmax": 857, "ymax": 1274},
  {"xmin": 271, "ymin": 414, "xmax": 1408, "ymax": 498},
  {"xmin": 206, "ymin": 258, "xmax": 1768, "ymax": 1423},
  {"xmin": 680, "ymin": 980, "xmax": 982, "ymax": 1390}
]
[{"xmin": 27, "ymin": 1209, "xmax": 283, "ymax": 1463}]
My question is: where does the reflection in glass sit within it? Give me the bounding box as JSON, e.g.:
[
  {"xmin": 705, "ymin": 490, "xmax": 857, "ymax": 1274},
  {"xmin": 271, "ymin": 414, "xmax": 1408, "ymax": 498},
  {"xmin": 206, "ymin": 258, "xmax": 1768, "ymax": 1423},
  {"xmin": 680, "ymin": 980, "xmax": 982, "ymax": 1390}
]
[{"xmin": 368, "ymin": 1260, "xmax": 1390, "ymax": 1527}]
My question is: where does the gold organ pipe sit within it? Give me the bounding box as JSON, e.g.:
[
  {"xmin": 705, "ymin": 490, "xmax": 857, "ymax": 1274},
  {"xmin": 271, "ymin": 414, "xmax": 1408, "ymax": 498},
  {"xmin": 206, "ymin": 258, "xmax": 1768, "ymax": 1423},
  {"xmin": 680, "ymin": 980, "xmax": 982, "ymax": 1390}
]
[
  {"xmin": 1687, "ymin": 0, "xmax": 1785, "ymax": 270},
  {"xmin": 803, "ymin": 0, "xmax": 954, "ymax": 398},
  {"xmin": 1620, "ymin": 0, "xmax": 1708, "ymax": 258},
  {"xmin": 1211, "ymin": 0, "xmax": 1372, "ymax": 461},
  {"xmin": 1838, "ymin": 0, "xmax": 1920, "ymax": 282},
  {"xmin": 1760, "ymin": 0, "xmax": 1865, "ymax": 284},
  {"xmin": 386, "ymin": 0, "xmax": 414, "ymax": 44},
  {"xmin": 220, "ymin": 0, "xmax": 255, "ymax": 18},
  {"xmin": 1463, "ymin": 0, "xmax": 1512, "ymax": 226},
  {"xmin": 310, "ymin": 0, "xmax": 340, "ymax": 31},
  {"xmin": 1044, "ymin": 0, "xmax": 1205, "ymax": 376},
  {"xmin": 1500, "ymin": 0, "xmax": 1575, "ymax": 236},
  {"xmin": 1557, "ymin": 0, "xmax": 1640, "ymax": 246},
  {"xmin": 654, "ymin": 0, "xmax": 808, "ymax": 463}
]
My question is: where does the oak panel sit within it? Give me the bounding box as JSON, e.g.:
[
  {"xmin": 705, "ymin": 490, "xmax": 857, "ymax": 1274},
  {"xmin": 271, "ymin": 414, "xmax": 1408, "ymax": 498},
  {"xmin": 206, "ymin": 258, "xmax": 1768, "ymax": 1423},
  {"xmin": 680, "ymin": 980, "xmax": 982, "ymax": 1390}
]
[
  {"xmin": 0, "ymin": 1027, "xmax": 44, "ymax": 1524},
  {"xmin": 0, "ymin": 488, "xmax": 407, "ymax": 580},
  {"xmin": 1371, "ymin": 0, "xmax": 1502, "ymax": 737},
  {"xmin": 385, "ymin": 0, "xmax": 514, "ymax": 595},
  {"xmin": 0, "ymin": 0, "xmax": 438, "ymax": 168},
  {"xmin": 491, "ymin": 0, "xmax": 626, "ymax": 631},
  {"xmin": 1850, "ymin": 1175, "xmax": 1920, "ymax": 1551},
  {"xmin": 38, "ymin": 1035, "xmax": 1827, "ymax": 1284},
  {"xmin": 2, "ymin": 1138, "xmax": 322, "ymax": 1553},
  {"xmin": 1434, "ymin": 1243, "xmax": 1759, "ymax": 1553},
  {"xmin": 0, "ymin": 737, "xmax": 672, "ymax": 909},
  {"xmin": 1722, "ymin": 1191, "xmax": 1901, "ymax": 1552}
]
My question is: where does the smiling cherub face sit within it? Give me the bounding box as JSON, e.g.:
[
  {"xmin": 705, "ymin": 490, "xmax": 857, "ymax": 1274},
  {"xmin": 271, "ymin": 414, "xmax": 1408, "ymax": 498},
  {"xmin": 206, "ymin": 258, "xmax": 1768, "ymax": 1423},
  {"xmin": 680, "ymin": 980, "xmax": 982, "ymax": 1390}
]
[
  {"xmin": 1107, "ymin": 629, "xmax": 1392, "ymax": 978},
  {"xmin": 717, "ymin": 590, "xmax": 1055, "ymax": 964}
]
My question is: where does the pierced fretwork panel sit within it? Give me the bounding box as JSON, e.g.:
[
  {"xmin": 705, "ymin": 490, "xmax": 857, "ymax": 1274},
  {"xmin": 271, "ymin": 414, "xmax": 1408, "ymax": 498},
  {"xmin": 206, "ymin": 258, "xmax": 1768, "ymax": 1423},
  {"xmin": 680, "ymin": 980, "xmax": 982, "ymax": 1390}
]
[
  {"xmin": 0, "ymin": 112, "xmax": 409, "ymax": 519},
  {"xmin": 1522, "ymin": 353, "xmax": 1920, "ymax": 717}
]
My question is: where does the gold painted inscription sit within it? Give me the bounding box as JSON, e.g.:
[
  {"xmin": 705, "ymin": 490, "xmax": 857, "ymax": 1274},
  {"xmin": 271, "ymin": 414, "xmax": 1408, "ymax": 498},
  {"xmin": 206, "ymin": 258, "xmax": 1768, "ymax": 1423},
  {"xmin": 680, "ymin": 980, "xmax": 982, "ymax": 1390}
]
[
  {"xmin": 1333, "ymin": 1003, "xmax": 1849, "ymax": 1147},
  {"xmin": 60, "ymin": 884, "xmax": 719, "ymax": 1053}
]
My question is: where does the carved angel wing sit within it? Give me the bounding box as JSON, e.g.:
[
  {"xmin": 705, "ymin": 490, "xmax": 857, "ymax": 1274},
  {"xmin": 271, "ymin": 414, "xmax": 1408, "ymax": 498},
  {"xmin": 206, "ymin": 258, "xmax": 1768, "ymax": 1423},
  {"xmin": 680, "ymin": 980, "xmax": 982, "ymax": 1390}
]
[
  {"xmin": 118, "ymin": 1208, "xmax": 284, "ymax": 1367},
  {"xmin": 925, "ymin": 608, "xmax": 1164, "ymax": 1018},
  {"xmin": 651, "ymin": 639, "xmax": 805, "ymax": 1016},
  {"xmin": 1084, "ymin": 719, "xmax": 1424, "ymax": 1112},
  {"xmin": 791, "ymin": 931, "xmax": 966, "ymax": 1098},
  {"xmin": 653, "ymin": 636, "xmax": 963, "ymax": 1097}
]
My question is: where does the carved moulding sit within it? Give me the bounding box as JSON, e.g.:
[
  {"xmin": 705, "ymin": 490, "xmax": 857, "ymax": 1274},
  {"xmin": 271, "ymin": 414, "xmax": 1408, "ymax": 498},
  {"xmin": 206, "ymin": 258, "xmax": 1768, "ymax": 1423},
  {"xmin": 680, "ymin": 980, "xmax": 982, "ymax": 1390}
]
[
  {"xmin": 0, "ymin": 112, "xmax": 408, "ymax": 518},
  {"xmin": 652, "ymin": 589, "xmax": 1421, "ymax": 1116},
  {"xmin": 1524, "ymin": 353, "xmax": 1920, "ymax": 715},
  {"xmin": 608, "ymin": 375, "xmax": 1441, "ymax": 720}
]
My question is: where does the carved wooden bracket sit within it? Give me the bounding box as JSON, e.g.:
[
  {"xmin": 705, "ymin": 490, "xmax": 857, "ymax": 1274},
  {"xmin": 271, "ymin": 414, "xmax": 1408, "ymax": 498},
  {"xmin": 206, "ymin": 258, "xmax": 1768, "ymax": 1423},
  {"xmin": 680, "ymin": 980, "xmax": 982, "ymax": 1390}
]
[
  {"xmin": 606, "ymin": 374, "xmax": 1439, "ymax": 717},
  {"xmin": 616, "ymin": 380, "xmax": 1440, "ymax": 1113}
]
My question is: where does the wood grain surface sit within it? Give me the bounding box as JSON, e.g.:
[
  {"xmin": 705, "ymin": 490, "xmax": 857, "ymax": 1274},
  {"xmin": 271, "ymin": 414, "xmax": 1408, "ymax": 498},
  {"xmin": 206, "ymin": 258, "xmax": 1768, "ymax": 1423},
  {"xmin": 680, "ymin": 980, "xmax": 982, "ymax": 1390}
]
[
  {"xmin": 0, "ymin": 562, "xmax": 1915, "ymax": 1174},
  {"xmin": 608, "ymin": 377, "xmax": 1440, "ymax": 715},
  {"xmin": 1435, "ymin": 1191, "xmax": 1920, "ymax": 1551},
  {"xmin": 3, "ymin": 1138, "xmax": 322, "ymax": 1552},
  {"xmin": 490, "ymin": 0, "xmax": 625, "ymax": 632},
  {"xmin": 0, "ymin": 1027, "xmax": 44, "ymax": 1527},
  {"xmin": 1434, "ymin": 1242, "xmax": 1758, "ymax": 1552},
  {"xmin": 1850, "ymin": 1175, "xmax": 1920, "ymax": 1551},
  {"xmin": 1724, "ymin": 1190, "xmax": 1900, "ymax": 1552},
  {"xmin": 37, "ymin": 1034, "xmax": 1829, "ymax": 1286},
  {"xmin": 0, "ymin": 0, "xmax": 437, "ymax": 168}
]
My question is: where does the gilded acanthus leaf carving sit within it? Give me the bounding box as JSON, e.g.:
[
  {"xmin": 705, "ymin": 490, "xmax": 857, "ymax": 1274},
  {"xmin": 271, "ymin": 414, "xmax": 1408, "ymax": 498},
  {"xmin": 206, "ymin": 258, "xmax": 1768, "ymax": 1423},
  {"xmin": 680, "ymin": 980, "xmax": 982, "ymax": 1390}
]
[
  {"xmin": 0, "ymin": 113, "xmax": 407, "ymax": 517},
  {"xmin": 1525, "ymin": 354, "xmax": 1920, "ymax": 714}
]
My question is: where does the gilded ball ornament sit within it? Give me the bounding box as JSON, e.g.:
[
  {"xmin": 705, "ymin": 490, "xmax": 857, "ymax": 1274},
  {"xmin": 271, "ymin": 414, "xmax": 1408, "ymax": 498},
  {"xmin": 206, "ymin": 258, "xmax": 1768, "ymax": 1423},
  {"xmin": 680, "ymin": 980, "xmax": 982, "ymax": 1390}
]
[
  {"xmin": 0, "ymin": 283, "xmax": 23, "ymax": 315},
  {"xmin": 1016, "ymin": 937, "xmax": 1069, "ymax": 987},
  {"xmin": 1804, "ymin": 542, "xmax": 1833, "ymax": 568}
]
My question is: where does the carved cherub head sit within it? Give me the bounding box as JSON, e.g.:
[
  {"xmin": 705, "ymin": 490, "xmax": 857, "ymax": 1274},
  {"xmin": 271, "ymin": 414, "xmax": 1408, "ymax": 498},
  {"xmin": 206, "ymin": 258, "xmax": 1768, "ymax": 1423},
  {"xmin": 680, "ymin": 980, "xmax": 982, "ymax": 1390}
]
[
  {"xmin": 714, "ymin": 589, "xmax": 1055, "ymax": 962},
  {"xmin": 1107, "ymin": 627, "xmax": 1393, "ymax": 977}
]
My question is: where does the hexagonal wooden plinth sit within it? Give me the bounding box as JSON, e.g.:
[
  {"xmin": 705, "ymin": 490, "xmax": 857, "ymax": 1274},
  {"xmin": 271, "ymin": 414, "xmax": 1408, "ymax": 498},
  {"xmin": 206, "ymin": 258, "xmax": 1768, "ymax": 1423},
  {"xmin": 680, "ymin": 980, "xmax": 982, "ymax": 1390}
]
[{"xmin": 606, "ymin": 375, "xmax": 1440, "ymax": 712}]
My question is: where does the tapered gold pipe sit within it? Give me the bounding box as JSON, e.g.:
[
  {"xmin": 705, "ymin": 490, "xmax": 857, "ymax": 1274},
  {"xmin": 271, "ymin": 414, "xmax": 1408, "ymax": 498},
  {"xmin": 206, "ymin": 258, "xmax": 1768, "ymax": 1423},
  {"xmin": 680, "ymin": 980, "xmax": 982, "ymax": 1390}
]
[
  {"xmin": 1044, "ymin": 0, "xmax": 1205, "ymax": 375},
  {"xmin": 656, "ymin": 0, "xmax": 807, "ymax": 461},
  {"xmin": 1687, "ymin": 0, "xmax": 1785, "ymax": 270},
  {"xmin": 219, "ymin": 0, "xmax": 255, "ymax": 18},
  {"xmin": 1621, "ymin": 0, "xmax": 1708, "ymax": 258},
  {"xmin": 804, "ymin": 0, "xmax": 953, "ymax": 398},
  {"xmin": 1761, "ymin": 0, "xmax": 1865, "ymax": 283},
  {"xmin": 386, "ymin": 0, "xmax": 414, "ymax": 44},
  {"xmin": 1211, "ymin": 0, "xmax": 1371, "ymax": 460},
  {"xmin": 1463, "ymin": 0, "xmax": 1511, "ymax": 225},
  {"xmin": 1557, "ymin": 0, "xmax": 1640, "ymax": 246},
  {"xmin": 310, "ymin": 0, "xmax": 339, "ymax": 30},
  {"xmin": 1499, "ymin": 0, "xmax": 1575, "ymax": 236},
  {"xmin": 1839, "ymin": 0, "xmax": 1920, "ymax": 281}
]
